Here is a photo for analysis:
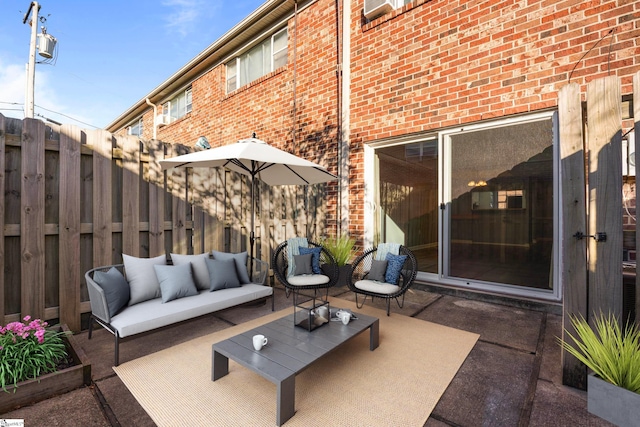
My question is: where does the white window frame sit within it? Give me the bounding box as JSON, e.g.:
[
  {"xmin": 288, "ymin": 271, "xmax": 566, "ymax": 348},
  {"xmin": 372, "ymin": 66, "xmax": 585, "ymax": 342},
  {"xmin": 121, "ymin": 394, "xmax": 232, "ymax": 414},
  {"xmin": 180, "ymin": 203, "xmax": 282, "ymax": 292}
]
[
  {"xmin": 162, "ymin": 87, "xmax": 192, "ymax": 123},
  {"xmin": 127, "ymin": 117, "xmax": 143, "ymax": 136},
  {"xmin": 226, "ymin": 27, "xmax": 288, "ymax": 93}
]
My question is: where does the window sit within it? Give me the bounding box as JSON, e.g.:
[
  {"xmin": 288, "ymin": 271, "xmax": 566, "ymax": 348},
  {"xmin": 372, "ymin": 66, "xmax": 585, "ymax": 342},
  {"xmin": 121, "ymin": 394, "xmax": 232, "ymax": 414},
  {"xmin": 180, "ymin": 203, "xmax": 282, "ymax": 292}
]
[
  {"xmin": 127, "ymin": 118, "xmax": 143, "ymax": 136},
  {"xmin": 226, "ymin": 28, "xmax": 288, "ymax": 93},
  {"xmin": 162, "ymin": 87, "xmax": 192, "ymax": 123}
]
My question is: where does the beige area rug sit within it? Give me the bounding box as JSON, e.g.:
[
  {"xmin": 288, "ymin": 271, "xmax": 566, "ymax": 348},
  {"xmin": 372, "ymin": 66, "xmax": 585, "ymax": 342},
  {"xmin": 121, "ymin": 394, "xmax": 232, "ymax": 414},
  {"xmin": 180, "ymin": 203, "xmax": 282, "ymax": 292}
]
[{"xmin": 114, "ymin": 297, "xmax": 479, "ymax": 427}]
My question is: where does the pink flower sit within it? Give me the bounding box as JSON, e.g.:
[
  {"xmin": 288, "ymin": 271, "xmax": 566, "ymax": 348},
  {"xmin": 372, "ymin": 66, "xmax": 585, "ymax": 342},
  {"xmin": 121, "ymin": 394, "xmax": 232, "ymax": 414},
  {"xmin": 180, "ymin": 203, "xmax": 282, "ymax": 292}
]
[
  {"xmin": 35, "ymin": 329, "xmax": 46, "ymax": 344},
  {"xmin": 23, "ymin": 315, "xmax": 31, "ymax": 322}
]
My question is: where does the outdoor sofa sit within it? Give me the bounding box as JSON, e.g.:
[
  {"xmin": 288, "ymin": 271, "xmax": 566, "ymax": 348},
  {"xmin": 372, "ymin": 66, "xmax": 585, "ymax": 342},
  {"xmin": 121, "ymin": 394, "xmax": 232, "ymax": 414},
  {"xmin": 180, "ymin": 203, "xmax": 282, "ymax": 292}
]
[{"xmin": 85, "ymin": 251, "xmax": 273, "ymax": 366}]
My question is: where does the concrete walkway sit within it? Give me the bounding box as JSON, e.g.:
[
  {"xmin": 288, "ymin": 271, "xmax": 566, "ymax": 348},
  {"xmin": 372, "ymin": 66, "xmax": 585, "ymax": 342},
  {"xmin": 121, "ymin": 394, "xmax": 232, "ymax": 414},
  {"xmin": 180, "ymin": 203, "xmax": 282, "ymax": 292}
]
[{"xmin": 2, "ymin": 283, "xmax": 613, "ymax": 426}]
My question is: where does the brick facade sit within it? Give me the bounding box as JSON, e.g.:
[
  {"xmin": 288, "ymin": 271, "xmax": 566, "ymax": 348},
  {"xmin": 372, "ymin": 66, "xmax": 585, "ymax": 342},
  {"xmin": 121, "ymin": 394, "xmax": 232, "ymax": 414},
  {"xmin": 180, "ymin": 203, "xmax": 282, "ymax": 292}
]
[
  {"xmin": 348, "ymin": 0, "xmax": 639, "ymax": 240},
  {"xmin": 113, "ymin": 0, "xmax": 640, "ymax": 245}
]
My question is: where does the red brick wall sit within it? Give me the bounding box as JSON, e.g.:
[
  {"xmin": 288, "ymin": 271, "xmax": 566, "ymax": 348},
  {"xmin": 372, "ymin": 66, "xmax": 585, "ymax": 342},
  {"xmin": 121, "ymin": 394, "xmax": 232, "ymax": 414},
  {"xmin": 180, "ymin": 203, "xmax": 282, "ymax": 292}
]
[
  {"xmin": 149, "ymin": 0, "xmax": 341, "ymax": 231},
  {"xmin": 347, "ymin": 0, "xmax": 640, "ymax": 238},
  {"xmin": 117, "ymin": 0, "xmax": 640, "ymax": 244}
]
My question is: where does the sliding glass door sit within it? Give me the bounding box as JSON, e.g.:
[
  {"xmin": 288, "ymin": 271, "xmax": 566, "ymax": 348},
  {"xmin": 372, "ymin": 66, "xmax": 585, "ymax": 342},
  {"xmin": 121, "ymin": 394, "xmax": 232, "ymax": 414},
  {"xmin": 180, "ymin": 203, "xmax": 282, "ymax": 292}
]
[
  {"xmin": 374, "ymin": 113, "xmax": 557, "ymax": 297},
  {"xmin": 376, "ymin": 138, "xmax": 439, "ymax": 273},
  {"xmin": 443, "ymin": 116, "xmax": 555, "ymax": 290}
]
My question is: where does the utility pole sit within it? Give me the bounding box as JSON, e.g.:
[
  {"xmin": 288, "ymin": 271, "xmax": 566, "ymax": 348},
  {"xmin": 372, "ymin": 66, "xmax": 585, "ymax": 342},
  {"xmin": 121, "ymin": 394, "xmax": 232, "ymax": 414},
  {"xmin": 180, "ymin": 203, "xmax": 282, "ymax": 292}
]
[{"xmin": 23, "ymin": 1, "xmax": 39, "ymax": 119}]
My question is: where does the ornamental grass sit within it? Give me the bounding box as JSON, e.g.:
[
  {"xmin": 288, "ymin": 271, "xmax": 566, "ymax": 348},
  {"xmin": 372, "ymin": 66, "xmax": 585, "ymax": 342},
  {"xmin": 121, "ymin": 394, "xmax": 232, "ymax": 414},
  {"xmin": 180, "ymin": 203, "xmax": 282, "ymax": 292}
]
[{"xmin": 560, "ymin": 312, "xmax": 640, "ymax": 393}]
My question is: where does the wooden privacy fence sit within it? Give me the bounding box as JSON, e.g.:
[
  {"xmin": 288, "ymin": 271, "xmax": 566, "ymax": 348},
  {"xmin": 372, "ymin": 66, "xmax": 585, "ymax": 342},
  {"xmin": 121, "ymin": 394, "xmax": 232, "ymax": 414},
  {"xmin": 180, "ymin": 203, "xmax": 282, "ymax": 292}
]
[
  {"xmin": 0, "ymin": 114, "xmax": 328, "ymax": 332},
  {"xmin": 559, "ymin": 71, "xmax": 640, "ymax": 389}
]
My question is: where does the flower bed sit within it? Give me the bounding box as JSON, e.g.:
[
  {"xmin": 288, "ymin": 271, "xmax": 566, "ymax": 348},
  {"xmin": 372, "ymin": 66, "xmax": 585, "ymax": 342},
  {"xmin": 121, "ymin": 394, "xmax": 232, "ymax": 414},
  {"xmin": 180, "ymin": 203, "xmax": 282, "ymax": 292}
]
[{"xmin": 0, "ymin": 322, "xmax": 91, "ymax": 413}]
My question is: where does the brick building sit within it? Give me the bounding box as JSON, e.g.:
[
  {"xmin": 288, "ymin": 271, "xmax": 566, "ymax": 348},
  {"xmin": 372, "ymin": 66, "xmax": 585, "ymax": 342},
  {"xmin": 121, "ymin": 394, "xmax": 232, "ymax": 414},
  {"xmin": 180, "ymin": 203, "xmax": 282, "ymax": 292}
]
[{"xmin": 107, "ymin": 0, "xmax": 640, "ymax": 304}]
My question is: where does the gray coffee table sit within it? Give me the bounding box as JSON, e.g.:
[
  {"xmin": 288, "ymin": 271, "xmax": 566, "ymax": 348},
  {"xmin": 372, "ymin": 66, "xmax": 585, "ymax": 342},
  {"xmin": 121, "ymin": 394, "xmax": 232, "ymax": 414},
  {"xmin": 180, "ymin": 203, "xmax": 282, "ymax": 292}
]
[{"xmin": 211, "ymin": 310, "xmax": 379, "ymax": 426}]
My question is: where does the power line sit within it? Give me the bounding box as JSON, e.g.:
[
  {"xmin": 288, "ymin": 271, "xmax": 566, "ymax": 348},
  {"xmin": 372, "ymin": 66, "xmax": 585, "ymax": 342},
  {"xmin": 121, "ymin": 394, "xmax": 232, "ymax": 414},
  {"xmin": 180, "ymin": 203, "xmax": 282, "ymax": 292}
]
[
  {"xmin": 0, "ymin": 100, "xmax": 99, "ymax": 128},
  {"xmin": 35, "ymin": 104, "xmax": 98, "ymax": 128}
]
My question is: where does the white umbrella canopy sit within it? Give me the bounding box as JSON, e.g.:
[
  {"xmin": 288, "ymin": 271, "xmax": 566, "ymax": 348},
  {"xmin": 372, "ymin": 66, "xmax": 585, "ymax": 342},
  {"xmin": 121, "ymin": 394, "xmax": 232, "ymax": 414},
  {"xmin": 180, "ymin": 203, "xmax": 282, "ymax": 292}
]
[
  {"xmin": 159, "ymin": 136, "xmax": 337, "ymax": 278},
  {"xmin": 159, "ymin": 137, "xmax": 337, "ymax": 185}
]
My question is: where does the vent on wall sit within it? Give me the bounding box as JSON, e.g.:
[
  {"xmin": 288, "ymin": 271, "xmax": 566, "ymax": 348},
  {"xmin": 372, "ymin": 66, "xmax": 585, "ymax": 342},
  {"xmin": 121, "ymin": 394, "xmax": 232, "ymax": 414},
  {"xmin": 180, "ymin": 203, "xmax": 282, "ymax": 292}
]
[{"xmin": 364, "ymin": 0, "xmax": 394, "ymax": 20}]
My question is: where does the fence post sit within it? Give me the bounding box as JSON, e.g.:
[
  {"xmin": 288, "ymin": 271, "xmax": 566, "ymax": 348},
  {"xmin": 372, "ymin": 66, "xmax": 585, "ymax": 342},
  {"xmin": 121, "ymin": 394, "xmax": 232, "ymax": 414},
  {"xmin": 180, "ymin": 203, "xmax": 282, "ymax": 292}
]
[
  {"xmin": 0, "ymin": 114, "xmax": 5, "ymax": 325},
  {"xmin": 21, "ymin": 118, "xmax": 46, "ymax": 320},
  {"xmin": 558, "ymin": 82, "xmax": 588, "ymax": 388},
  {"xmin": 587, "ymin": 76, "xmax": 623, "ymax": 322},
  {"xmin": 148, "ymin": 139, "xmax": 165, "ymax": 257},
  {"xmin": 122, "ymin": 135, "xmax": 141, "ymax": 256},
  {"xmin": 634, "ymin": 71, "xmax": 640, "ymax": 327},
  {"xmin": 59, "ymin": 124, "xmax": 82, "ymax": 331}
]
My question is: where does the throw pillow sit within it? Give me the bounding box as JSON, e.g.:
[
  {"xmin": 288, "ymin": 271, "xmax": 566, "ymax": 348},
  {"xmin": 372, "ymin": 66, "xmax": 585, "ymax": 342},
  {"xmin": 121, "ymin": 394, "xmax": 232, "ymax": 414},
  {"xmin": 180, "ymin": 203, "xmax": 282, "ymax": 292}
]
[
  {"xmin": 92, "ymin": 267, "xmax": 130, "ymax": 317},
  {"xmin": 293, "ymin": 253, "xmax": 313, "ymax": 275},
  {"xmin": 123, "ymin": 254, "xmax": 167, "ymax": 305},
  {"xmin": 385, "ymin": 253, "xmax": 407, "ymax": 285},
  {"xmin": 170, "ymin": 252, "xmax": 210, "ymax": 291},
  {"xmin": 367, "ymin": 259, "xmax": 388, "ymax": 282},
  {"xmin": 298, "ymin": 246, "xmax": 322, "ymax": 274},
  {"xmin": 206, "ymin": 258, "xmax": 241, "ymax": 291},
  {"xmin": 211, "ymin": 250, "xmax": 251, "ymax": 284},
  {"xmin": 154, "ymin": 263, "xmax": 199, "ymax": 303}
]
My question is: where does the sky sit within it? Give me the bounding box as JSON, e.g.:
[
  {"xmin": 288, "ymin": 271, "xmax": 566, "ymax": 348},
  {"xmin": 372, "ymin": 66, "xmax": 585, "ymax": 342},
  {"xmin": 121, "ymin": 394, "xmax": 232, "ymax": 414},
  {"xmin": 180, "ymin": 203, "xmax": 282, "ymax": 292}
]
[{"xmin": 0, "ymin": 0, "xmax": 265, "ymax": 129}]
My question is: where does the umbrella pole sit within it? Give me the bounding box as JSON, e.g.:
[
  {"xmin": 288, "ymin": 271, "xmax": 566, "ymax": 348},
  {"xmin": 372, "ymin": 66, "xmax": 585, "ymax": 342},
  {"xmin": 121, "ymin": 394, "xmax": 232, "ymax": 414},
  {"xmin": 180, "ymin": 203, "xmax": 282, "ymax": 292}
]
[{"xmin": 249, "ymin": 176, "xmax": 255, "ymax": 281}]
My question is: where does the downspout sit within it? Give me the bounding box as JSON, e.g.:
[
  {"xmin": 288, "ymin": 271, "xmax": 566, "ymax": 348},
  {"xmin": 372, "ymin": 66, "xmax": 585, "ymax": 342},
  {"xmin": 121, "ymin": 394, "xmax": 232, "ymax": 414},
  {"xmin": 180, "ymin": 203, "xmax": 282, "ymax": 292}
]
[
  {"xmin": 292, "ymin": 0, "xmax": 298, "ymax": 147},
  {"xmin": 339, "ymin": 0, "xmax": 351, "ymax": 235},
  {"xmin": 145, "ymin": 98, "xmax": 158, "ymax": 140}
]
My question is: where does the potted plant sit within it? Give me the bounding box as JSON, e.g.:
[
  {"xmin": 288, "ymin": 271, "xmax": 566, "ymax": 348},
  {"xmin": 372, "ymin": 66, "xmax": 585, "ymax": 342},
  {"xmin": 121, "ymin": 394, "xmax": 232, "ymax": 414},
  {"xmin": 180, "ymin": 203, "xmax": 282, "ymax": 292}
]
[
  {"xmin": 560, "ymin": 312, "xmax": 640, "ymax": 426},
  {"xmin": 0, "ymin": 316, "xmax": 91, "ymax": 413},
  {"xmin": 321, "ymin": 235, "xmax": 355, "ymax": 286}
]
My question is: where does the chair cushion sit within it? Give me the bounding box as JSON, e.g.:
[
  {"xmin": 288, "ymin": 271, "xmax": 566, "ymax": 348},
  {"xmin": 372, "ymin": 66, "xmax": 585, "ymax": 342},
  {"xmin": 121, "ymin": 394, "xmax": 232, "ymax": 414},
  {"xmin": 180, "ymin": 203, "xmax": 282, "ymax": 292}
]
[
  {"xmin": 206, "ymin": 258, "xmax": 241, "ymax": 291},
  {"xmin": 154, "ymin": 263, "xmax": 199, "ymax": 303},
  {"xmin": 211, "ymin": 251, "xmax": 251, "ymax": 284},
  {"xmin": 123, "ymin": 254, "xmax": 167, "ymax": 305},
  {"xmin": 293, "ymin": 253, "xmax": 313, "ymax": 275},
  {"xmin": 367, "ymin": 259, "xmax": 388, "ymax": 282},
  {"xmin": 298, "ymin": 247, "xmax": 322, "ymax": 274},
  {"xmin": 286, "ymin": 237, "xmax": 308, "ymax": 277},
  {"xmin": 92, "ymin": 267, "xmax": 130, "ymax": 317},
  {"xmin": 355, "ymin": 279, "xmax": 400, "ymax": 295},
  {"xmin": 170, "ymin": 252, "xmax": 210, "ymax": 291},
  {"xmin": 287, "ymin": 274, "xmax": 330, "ymax": 286},
  {"xmin": 385, "ymin": 253, "xmax": 407, "ymax": 285}
]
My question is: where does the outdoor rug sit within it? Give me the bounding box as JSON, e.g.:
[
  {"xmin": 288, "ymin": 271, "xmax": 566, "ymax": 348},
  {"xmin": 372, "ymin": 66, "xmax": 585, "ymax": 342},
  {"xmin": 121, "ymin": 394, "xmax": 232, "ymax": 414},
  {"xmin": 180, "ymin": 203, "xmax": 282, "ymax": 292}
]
[{"xmin": 113, "ymin": 297, "xmax": 479, "ymax": 426}]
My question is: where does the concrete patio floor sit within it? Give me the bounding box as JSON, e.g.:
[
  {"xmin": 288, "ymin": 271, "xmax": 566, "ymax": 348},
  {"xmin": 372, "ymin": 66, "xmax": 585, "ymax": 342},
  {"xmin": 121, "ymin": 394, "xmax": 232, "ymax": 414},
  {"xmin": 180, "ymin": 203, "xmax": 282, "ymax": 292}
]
[{"xmin": 2, "ymin": 282, "xmax": 614, "ymax": 426}]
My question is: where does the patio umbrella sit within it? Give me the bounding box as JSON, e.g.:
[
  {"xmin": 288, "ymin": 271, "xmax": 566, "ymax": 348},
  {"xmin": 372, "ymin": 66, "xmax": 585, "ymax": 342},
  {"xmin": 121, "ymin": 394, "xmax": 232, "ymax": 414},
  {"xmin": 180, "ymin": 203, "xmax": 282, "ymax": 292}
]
[{"xmin": 159, "ymin": 135, "xmax": 338, "ymax": 278}]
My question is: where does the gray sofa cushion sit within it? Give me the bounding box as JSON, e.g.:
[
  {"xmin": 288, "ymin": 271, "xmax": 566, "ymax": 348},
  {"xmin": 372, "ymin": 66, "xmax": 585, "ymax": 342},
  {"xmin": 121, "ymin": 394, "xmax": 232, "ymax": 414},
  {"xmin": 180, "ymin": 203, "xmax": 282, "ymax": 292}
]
[
  {"xmin": 211, "ymin": 250, "xmax": 250, "ymax": 284},
  {"xmin": 110, "ymin": 284, "xmax": 273, "ymax": 338},
  {"xmin": 93, "ymin": 267, "xmax": 130, "ymax": 316},
  {"xmin": 123, "ymin": 254, "xmax": 167, "ymax": 305},
  {"xmin": 206, "ymin": 258, "xmax": 241, "ymax": 290},
  {"xmin": 154, "ymin": 263, "xmax": 199, "ymax": 303},
  {"xmin": 170, "ymin": 252, "xmax": 210, "ymax": 291}
]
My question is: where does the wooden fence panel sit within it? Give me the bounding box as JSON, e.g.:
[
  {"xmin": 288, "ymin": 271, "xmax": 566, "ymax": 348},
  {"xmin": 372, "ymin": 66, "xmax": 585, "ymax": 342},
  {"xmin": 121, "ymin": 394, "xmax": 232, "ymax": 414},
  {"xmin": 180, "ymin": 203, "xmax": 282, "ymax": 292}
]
[
  {"xmin": 91, "ymin": 129, "xmax": 113, "ymax": 267},
  {"xmin": 558, "ymin": 82, "xmax": 588, "ymax": 389},
  {"xmin": 148, "ymin": 139, "xmax": 165, "ymax": 257},
  {"xmin": 122, "ymin": 136, "xmax": 141, "ymax": 256},
  {"xmin": 0, "ymin": 114, "xmax": 329, "ymax": 329},
  {"xmin": 0, "ymin": 115, "xmax": 5, "ymax": 322},
  {"xmin": 170, "ymin": 145, "xmax": 189, "ymax": 254},
  {"xmin": 587, "ymin": 76, "xmax": 623, "ymax": 321},
  {"xmin": 21, "ymin": 118, "xmax": 46, "ymax": 320},
  {"xmin": 59, "ymin": 125, "xmax": 82, "ymax": 331}
]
